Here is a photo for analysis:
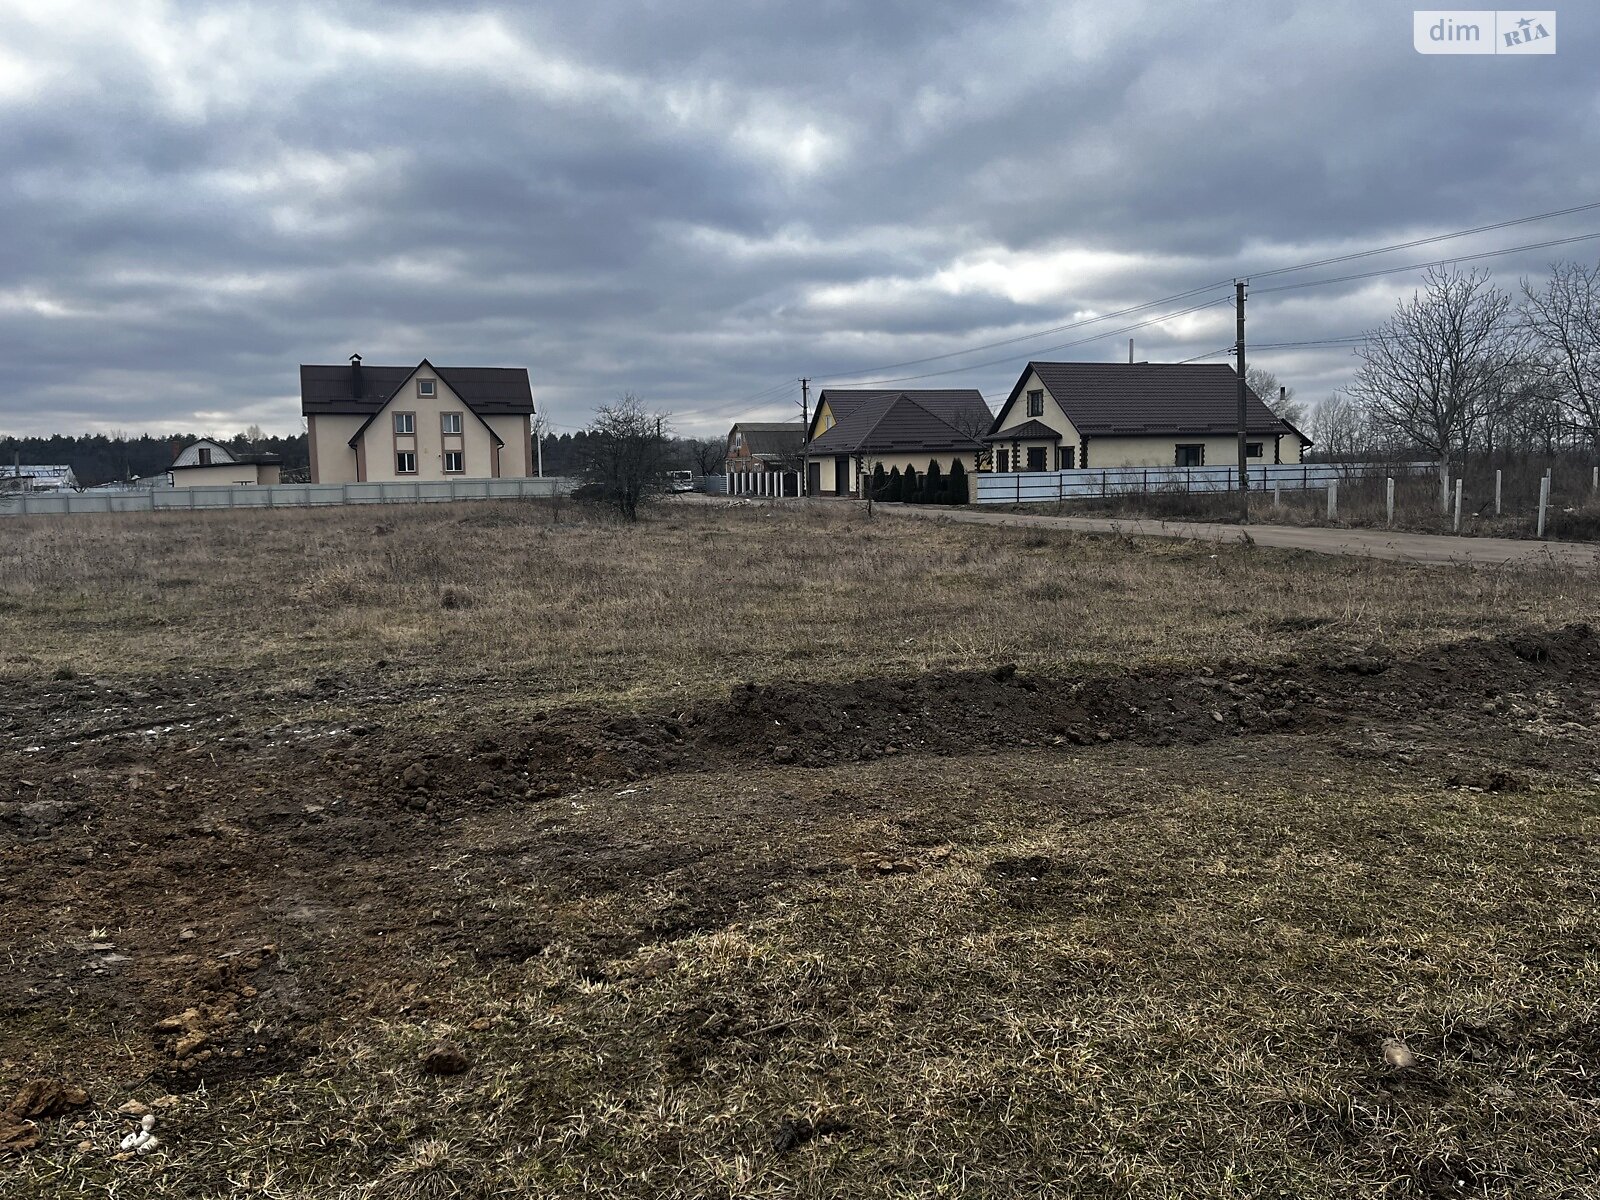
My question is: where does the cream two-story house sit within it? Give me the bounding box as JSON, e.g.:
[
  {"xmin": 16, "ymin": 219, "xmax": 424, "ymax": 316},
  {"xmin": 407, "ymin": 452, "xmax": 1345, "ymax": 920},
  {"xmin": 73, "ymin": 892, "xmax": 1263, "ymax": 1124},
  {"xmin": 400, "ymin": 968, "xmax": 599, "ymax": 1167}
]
[{"xmin": 300, "ymin": 356, "xmax": 536, "ymax": 484}]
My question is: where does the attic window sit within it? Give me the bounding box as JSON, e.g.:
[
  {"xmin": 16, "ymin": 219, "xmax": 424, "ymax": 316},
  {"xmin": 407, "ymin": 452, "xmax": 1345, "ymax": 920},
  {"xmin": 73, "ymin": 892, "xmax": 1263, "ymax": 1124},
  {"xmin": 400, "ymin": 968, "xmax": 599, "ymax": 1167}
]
[
  {"xmin": 1027, "ymin": 389, "xmax": 1044, "ymax": 418},
  {"xmin": 417, "ymin": 378, "xmax": 436, "ymax": 398},
  {"xmin": 197, "ymin": 448, "xmax": 212, "ymax": 466}
]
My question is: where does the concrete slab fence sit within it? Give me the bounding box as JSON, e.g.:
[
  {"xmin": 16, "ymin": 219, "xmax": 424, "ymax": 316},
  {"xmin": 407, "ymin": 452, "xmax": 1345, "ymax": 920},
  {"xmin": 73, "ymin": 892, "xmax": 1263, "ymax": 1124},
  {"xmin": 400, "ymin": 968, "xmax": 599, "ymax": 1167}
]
[{"xmin": 1, "ymin": 476, "xmax": 576, "ymax": 517}]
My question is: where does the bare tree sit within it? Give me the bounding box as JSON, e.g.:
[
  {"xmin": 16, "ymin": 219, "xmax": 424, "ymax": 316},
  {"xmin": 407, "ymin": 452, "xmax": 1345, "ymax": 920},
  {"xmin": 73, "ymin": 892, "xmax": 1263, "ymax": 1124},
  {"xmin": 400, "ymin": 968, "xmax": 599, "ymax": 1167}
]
[
  {"xmin": 1520, "ymin": 260, "xmax": 1600, "ymax": 454},
  {"xmin": 1308, "ymin": 392, "xmax": 1371, "ymax": 461},
  {"xmin": 1246, "ymin": 365, "xmax": 1306, "ymax": 425},
  {"xmin": 1350, "ymin": 267, "xmax": 1519, "ymax": 508},
  {"xmin": 687, "ymin": 437, "xmax": 725, "ymax": 478},
  {"xmin": 943, "ymin": 403, "xmax": 996, "ymax": 473},
  {"xmin": 580, "ymin": 393, "xmax": 673, "ymax": 521}
]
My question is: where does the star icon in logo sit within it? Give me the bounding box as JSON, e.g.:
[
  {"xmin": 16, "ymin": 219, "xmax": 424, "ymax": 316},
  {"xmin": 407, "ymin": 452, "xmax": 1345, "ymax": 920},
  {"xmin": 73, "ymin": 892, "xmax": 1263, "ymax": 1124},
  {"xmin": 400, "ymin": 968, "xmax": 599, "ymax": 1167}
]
[{"xmin": 1517, "ymin": 16, "xmax": 1533, "ymax": 30}]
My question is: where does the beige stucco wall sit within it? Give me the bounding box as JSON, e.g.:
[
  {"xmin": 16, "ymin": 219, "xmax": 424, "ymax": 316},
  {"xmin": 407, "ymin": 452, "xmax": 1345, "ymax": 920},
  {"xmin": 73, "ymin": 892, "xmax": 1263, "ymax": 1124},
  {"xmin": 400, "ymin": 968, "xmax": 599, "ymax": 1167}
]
[
  {"xmin": 168, "ymin": 462, "xmax": 278, "ymax": 487},
  {"xmin": 358, "ymin": 372, "xmax": 496, "ymax": 483},
  {"xmin": 1085, "ymin": 434, "xmax": 1301, "ymax": 468},
  {"xmin": 993, "ymin": 370, "xmax": 1082, "ymax": 445},
  {"xmin": 484, "ymin": 414, "xmax": 533, "ymax": 477},
  {"xmin": 309, "ymin": 414, "xmax": 365, "ymax": 484}
]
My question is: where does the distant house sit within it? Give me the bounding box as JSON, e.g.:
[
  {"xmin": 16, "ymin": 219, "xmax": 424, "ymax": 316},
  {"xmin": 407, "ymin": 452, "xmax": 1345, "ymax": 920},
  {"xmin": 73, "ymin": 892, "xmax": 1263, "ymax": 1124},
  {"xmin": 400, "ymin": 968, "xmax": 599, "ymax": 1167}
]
[
  {"xmin": 166, "ymin": 439, "xmax": 282, "ymax": 488},
  {"xmin": 986, "ymin": 362, "xmax": 1309, "ymax": 471},
  {"xmin": 300, "ymin": 355, "xmax": 536, "ymax": 484},
  {"xmin": 804, "ymin": 389, "xmax": 992, "ymax": 497},
  {"xmin": 0, "ymin": 464, "xmax": 79, "ymax": 492},
  {"xmin": 724, "ymin": 422, "xmax": 805, "ymax": 495}
]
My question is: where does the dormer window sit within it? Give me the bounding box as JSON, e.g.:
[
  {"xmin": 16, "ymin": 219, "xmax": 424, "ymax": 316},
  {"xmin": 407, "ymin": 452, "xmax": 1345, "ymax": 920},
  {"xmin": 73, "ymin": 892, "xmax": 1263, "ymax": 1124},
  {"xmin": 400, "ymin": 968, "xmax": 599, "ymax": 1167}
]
[
  {"xmin": 197, "ymin": 447, "xmax": 212, "ymax": 465},
  {"xmin": 417, "ymin": 378, "xmax": 436, "ymax": 398}
]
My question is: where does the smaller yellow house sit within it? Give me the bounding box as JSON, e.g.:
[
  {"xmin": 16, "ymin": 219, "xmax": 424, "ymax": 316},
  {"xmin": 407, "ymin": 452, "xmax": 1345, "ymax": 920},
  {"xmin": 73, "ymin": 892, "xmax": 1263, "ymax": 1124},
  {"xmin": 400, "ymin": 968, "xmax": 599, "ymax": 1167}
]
[
  {"xmin": 986, "ymin": 362, "xmax": 1310, "ymax": 471},
  {"xmin": 805, "ymin": 389, "xmax": 992, "ymax": 496}
]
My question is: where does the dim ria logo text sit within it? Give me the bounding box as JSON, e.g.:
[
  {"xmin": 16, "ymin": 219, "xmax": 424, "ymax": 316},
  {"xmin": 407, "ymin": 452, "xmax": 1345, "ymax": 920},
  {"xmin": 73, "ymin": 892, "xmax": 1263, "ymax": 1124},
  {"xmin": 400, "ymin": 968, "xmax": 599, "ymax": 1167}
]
[{"xmin": 1414, "ymin": 10, "xmax": 1556, "ymax": 53}]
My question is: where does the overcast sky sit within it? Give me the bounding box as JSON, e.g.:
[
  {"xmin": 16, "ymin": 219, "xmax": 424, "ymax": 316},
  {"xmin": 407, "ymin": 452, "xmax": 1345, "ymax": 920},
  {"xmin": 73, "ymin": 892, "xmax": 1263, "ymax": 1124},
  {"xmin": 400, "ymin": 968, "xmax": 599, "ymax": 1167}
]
[{"xmin": 1, "ymin": 0, "xmax": 1596, "ymax": 439}]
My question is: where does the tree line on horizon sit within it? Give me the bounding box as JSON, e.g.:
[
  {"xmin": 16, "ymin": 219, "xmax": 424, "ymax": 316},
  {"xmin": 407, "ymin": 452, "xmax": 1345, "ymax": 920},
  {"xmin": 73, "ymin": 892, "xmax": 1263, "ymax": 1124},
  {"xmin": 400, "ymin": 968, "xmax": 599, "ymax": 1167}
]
[
  {"xmin": 0, "ymin": 429, "xmax": 311, "ymax": 487},
  {"xmin": 0, "ymin": 425, "xmax": 725, "ymax": 489}
]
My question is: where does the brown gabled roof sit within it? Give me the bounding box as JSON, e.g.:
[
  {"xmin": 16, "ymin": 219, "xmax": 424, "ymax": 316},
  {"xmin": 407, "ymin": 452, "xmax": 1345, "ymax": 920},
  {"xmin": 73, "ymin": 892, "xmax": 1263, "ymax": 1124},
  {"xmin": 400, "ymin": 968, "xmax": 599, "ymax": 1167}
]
[
  {"xmin": 729, "ymin": 422, "xmax": 805, "ymax": 460},
  {"xmin": 992, "ymin": 362, "xmax": 1306, "ymax": 441},
  {"xmin": 301, "ymin": 361, "xmax": 534, "ymax": 417},
  {"xmin": 811, "ymin": 388, "xmax": 991, "ymax": 441},
  {"xmin": 342, "ymin": 360, "xmax": 507, "ymax": 448},
  {"xmin": 807, "ymin": 393, "xmax": 985, "ymax": 456},
  {"xmin": 983, "ymin": 418, "xmax": 1060, "ymax": 443}
]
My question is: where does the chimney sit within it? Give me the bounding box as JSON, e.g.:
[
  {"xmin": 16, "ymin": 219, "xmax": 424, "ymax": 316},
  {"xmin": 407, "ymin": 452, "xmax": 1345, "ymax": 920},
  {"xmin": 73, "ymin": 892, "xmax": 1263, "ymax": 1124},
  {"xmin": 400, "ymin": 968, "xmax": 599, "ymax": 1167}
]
[
  {"xmin": 350, "ymin": 353, "xmax": 364, "ymax": 399},
  {"xmin": 1128, "ymin": 338, "xmax": 1134, "ymax": 364},
  {"xmin": 1279, "ymin": 386, "xmax": 1287, "ymax": 409}
]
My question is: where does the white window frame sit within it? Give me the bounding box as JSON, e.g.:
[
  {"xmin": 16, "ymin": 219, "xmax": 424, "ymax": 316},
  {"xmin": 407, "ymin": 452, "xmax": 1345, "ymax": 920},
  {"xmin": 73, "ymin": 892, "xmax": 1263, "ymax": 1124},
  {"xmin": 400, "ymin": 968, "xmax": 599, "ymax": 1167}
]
[
  {"xmin": 417, "ymin": 378, "xmax": 436, "ymax": 398},
  {"xmin": 443, "ymin": 450, "xmax": 464, "ymax": 474},
  {"xmin": 393, "ymin": 412, "xmax": 415, "ymax": 435},
  {"xmin": 441, "ymin": 411, "xmax": 463, "ymax": 436},
  {"xmin": 395, "ymin": 451, "xmax": 417, "ymax": 474}
]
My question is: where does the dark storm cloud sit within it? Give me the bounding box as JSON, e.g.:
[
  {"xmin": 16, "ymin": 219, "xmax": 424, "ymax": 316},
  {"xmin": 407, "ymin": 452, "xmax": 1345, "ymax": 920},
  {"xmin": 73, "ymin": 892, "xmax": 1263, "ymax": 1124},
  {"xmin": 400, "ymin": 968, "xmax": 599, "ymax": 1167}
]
[{"xmin": 1, "ymin": 0, "xmax": 1597, "ymax": 437}]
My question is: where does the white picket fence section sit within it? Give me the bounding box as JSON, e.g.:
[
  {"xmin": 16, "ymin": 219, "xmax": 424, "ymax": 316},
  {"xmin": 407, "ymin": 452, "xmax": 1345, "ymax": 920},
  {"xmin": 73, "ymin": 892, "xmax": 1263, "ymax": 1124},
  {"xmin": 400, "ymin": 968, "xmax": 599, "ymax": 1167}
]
[
  {"xmin": 1, "ymin": 475, "xmax": 574, "ymax": 517},
  {"xmin": 974, "ymin": 461, "xmax": 1435, "ymax": 505}
]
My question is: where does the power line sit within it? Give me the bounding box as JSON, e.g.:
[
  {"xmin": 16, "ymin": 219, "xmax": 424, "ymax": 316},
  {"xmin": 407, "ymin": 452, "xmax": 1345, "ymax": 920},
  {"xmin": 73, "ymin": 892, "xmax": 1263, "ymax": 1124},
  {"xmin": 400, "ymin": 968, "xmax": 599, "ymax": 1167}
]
[
  {"xmin": 1248, "ymin": 200, "xmax": 1600, "ymax": 281},
  {"xmin": 811, "ymin": 200, "xmax": 1600, "ymax": 385},
  {"xmin": 728, "ymin": 200, "xmax": 1600, "ymax": 406},
  {"xmin": 1252, "ymin": 230, "xmax": 1600, "ymax": 295},
  {"xmin": 824, "ymin": 296, "xmax": 1233, "ymax": 387},
  {"xmin": 1177, "ymin": 346, "xmax": 1233, "ymax": 363},
  {"xmin": 811, "ymin": 280, "xmax": 1231, "ymax": 381}
]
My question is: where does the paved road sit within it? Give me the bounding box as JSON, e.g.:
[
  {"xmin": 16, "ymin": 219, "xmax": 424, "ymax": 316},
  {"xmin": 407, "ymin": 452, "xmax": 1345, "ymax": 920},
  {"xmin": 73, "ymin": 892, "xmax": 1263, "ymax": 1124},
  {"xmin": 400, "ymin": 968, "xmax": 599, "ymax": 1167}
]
[{"xmin": 877, "ymin": 502, "xmax": 1600, "ymax": 568}]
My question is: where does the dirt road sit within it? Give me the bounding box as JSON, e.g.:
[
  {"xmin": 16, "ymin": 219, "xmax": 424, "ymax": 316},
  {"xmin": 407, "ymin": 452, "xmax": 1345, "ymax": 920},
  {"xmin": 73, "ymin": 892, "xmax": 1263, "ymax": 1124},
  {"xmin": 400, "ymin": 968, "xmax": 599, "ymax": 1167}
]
[{"xmin": 856, "ymin": 500, "xmax": 1598, "ymax": 568}]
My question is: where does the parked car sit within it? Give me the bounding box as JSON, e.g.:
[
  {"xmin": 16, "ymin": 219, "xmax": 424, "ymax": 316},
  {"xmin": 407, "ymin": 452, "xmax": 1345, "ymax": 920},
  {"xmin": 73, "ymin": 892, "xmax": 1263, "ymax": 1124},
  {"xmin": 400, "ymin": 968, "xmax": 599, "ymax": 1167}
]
[{"xmin": 665, "ymin": 470, "xmax": 695, "ymax": 493}]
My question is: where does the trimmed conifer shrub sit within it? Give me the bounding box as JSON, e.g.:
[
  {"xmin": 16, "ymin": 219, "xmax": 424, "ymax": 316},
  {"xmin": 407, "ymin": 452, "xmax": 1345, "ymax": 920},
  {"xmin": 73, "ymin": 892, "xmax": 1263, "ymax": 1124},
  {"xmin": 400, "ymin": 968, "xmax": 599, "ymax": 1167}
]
[
  {"xmin": 948, "ymin": 458, "xmax": 968, "ymax": 504},
  {"xmin": 886, "ymin": 466, "xmax": 902, "ymax": 502},
  {"xmin": 922, "ymin": 460, "xmax": 943, "ymax": 504},
  {"xmin": 901, "ymin": 464, "xmax": 919, "ymax": 503},
  {"xmin": 870, "ymin": 462, "xmax": 887, "ymax": 501}
]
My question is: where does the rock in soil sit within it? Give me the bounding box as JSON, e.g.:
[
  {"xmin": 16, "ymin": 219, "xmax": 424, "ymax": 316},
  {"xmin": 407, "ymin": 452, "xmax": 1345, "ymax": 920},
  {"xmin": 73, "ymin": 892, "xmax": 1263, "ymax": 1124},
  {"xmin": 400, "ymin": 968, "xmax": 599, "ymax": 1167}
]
[
  {"xmin": 1, "ymin": 1115, "xmax": 40, "ymax": 1156},
  {"xmin": 7, "ymin": 1080, "xmax": 90, "ymax": 1119},
  {"xmin": 419, "ymin": 1041, "xmax": 472, "ymax": 1076}
]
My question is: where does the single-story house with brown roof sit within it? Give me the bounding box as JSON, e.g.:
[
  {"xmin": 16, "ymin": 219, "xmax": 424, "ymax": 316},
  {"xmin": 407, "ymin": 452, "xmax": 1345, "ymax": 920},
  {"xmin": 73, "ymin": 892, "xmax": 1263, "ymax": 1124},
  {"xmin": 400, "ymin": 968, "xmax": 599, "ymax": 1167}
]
[
  {"xmin": 804, "ymin": 389, "xmax": 992, "ymax": 496},
  {"xmin": 986, "ymin": 362, "xmax": 1310, "ymax": 472},
  {"xmin": 301, "ymin": 355, "xmax": 536, "ymax": 484}
]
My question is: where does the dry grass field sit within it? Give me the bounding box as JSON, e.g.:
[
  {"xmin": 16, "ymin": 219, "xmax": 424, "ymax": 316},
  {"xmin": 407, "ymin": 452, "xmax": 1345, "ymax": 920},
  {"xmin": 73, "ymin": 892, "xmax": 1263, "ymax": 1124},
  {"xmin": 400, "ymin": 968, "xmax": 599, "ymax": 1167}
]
[{"xmin": 3, "ymin": 498, "xmax": 1600, "ymax": 1198}]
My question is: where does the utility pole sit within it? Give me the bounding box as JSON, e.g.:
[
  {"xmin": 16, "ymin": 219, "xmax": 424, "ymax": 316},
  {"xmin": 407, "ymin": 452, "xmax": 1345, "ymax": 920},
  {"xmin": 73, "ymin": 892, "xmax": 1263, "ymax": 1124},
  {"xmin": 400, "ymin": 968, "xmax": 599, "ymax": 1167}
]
[
  {"xmin": 1234, "ymin": 279, "xmax": 1249, "ymax": 522},
  {"xmin": 798, "ymin": 377, "xmax": 811, "ymax": 496}
]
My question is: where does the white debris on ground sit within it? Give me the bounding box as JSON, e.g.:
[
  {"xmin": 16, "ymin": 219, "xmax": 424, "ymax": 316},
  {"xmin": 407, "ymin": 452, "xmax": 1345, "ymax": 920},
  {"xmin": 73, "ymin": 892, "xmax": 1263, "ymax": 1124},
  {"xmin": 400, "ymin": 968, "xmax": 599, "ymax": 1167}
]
[{"xmin": 118, "ymin": 1113, "xmax": 159, "ymax": 1154}]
